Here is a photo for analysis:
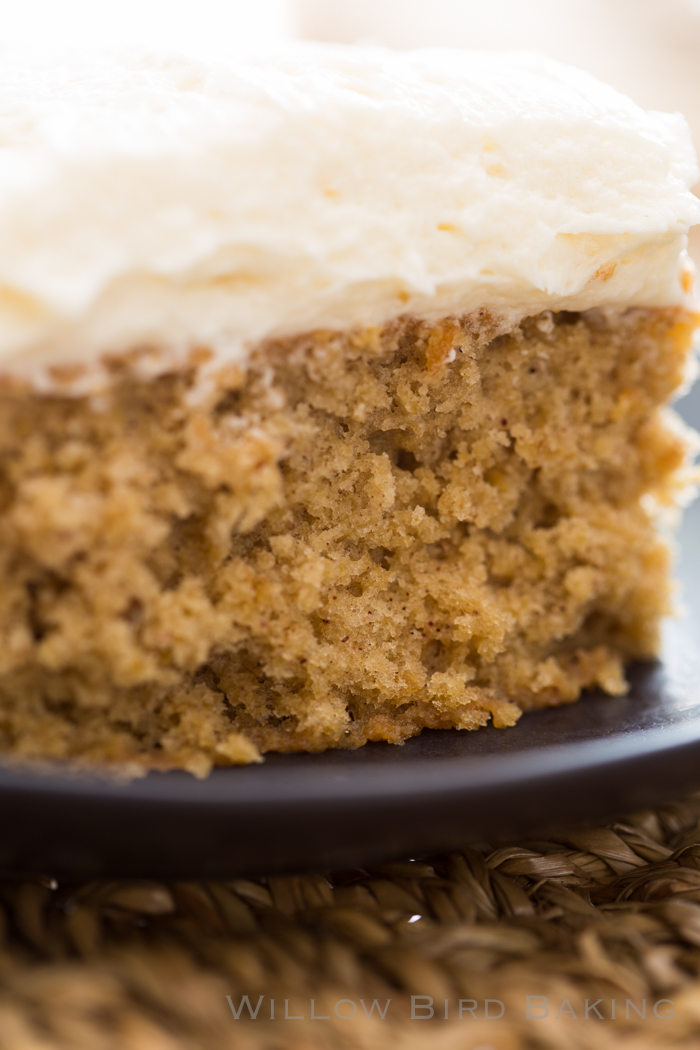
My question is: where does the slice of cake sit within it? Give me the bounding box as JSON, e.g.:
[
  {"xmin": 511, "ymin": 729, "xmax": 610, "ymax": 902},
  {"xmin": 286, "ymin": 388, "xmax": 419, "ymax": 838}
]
[{"xmin": 0, "ymin": 45, "xmax": 697, "ymax": 775}]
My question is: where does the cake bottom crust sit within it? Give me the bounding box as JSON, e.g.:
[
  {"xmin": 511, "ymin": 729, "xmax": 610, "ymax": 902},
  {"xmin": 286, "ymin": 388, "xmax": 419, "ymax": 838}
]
[{"xmin": 0, "ymin": 306, "xmax": 695, "ymax": 775}]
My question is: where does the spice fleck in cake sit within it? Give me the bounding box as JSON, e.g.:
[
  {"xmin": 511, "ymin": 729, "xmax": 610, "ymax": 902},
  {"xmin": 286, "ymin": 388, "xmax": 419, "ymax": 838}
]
[{"xmin": 0, "ymin": 46, "xmax": 697, "ymax": 774}]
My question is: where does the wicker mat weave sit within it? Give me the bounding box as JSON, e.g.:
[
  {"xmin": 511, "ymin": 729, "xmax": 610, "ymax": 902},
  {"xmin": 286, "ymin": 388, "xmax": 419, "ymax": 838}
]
[{"xmin": 5, "ymin": 800, "xmax": 700, "ymax": 1048}]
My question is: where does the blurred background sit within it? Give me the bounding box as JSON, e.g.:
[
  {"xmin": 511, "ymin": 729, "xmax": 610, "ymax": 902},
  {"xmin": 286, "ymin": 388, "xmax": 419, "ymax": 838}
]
[{"xmin": 0, "ymin": 0, "xmax": 698, "ymax": 566}]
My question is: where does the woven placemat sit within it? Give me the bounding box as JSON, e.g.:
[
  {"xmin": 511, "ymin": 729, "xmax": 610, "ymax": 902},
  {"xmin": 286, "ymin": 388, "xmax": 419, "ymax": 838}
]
[{"xmin": 4, "ymin": 800, "xmax": 700, "ymax": 1048}]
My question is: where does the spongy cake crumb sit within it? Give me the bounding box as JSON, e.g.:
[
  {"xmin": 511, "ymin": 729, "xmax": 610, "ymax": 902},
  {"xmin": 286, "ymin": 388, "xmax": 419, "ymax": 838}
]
[{"xmin": 0, "ymin": 306, "xmax": 694, "ymax": 773}]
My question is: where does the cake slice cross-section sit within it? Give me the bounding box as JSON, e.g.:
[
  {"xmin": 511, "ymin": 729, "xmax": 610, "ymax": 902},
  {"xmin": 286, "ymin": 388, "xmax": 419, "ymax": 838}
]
[{"xmin": 0, "ymin": 45, "xmax": 697, "ymax": 774}]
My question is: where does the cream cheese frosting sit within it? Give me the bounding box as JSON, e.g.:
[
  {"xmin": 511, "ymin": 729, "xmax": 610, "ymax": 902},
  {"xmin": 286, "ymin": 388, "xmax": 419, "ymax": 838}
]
[{"xmin": 0, "ymin": 42, "xmax": 698, "ymax": 376}]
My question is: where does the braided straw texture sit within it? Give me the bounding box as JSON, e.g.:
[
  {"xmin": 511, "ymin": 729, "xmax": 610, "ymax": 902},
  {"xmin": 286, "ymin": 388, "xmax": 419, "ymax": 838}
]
[{"xmin": 5, "ymin": 799, "xmax": 700, "ymax": 1047}]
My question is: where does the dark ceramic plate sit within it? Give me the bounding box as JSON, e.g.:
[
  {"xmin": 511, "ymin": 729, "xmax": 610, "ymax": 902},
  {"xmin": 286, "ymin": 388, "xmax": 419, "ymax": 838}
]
[{"xmin": 0, "ymin": 501, "xmax": 699, "ymax": 881}]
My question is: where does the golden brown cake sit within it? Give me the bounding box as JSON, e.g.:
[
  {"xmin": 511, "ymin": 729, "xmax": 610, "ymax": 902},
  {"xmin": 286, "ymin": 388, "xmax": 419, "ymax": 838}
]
[{"xmin": 0, "ymin": 45, "xmax": 697, "ymax": 774}]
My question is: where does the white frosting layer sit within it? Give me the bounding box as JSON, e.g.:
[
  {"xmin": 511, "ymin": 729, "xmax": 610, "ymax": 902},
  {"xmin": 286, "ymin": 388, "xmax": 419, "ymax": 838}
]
[{"xmin": 0, "ymin": 43, "xmax": 698, "ymax": 374}]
